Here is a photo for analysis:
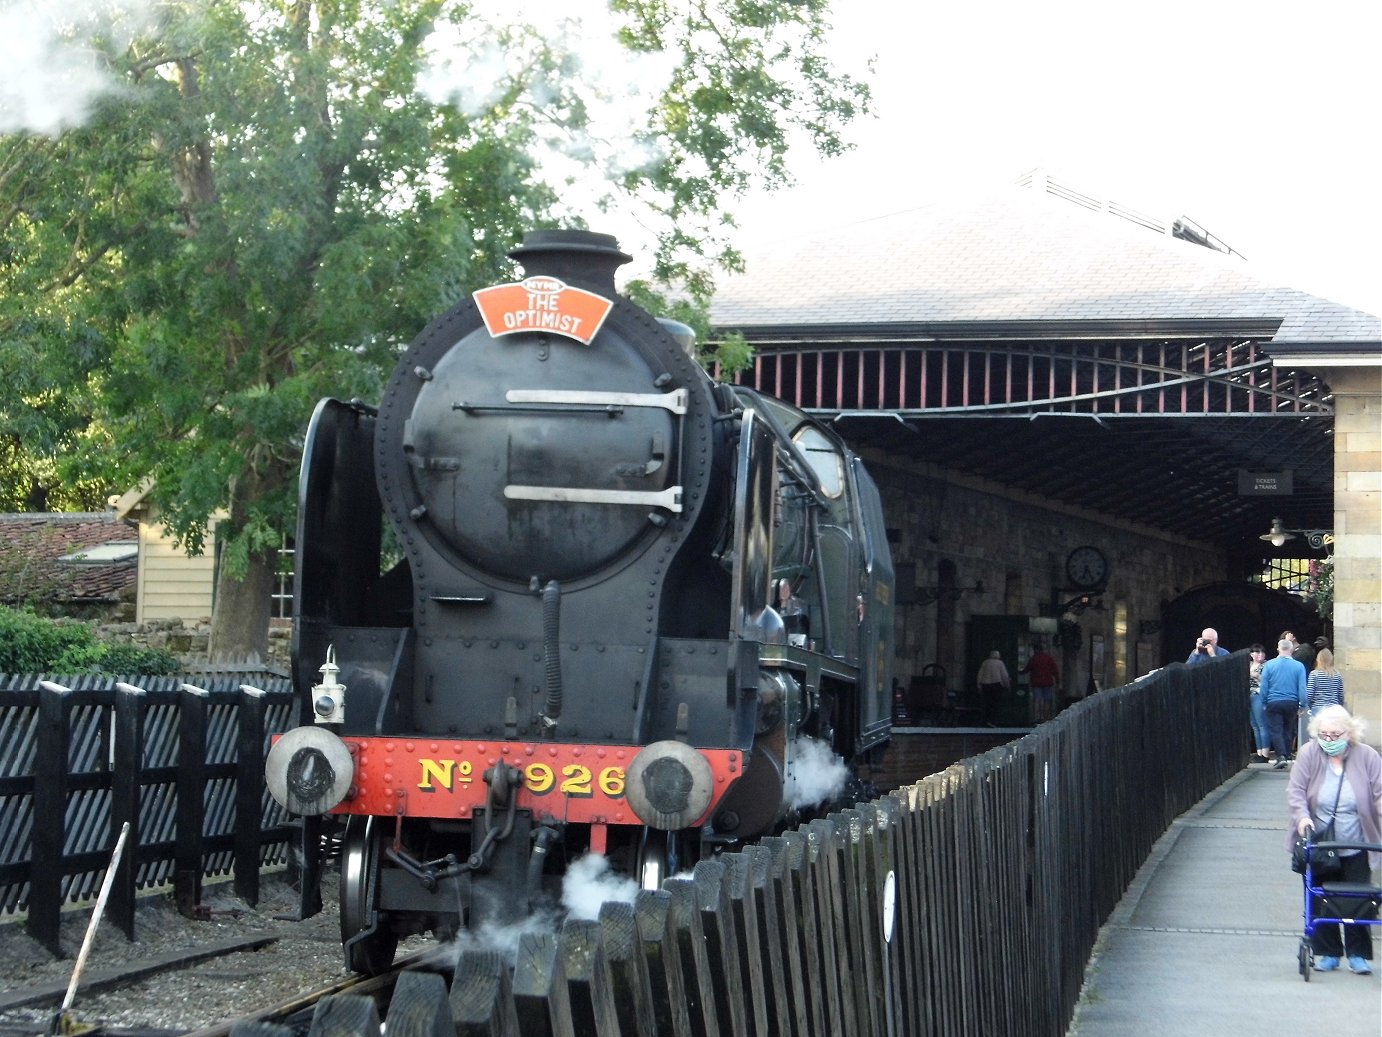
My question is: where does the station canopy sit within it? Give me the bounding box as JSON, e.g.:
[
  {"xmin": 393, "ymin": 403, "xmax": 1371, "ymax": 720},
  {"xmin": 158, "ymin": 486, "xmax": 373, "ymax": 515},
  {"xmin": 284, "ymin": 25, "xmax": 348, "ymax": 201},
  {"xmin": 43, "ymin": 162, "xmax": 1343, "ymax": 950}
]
[{"xmin": 710, "ymin": 178, "xmax": 1380, "ymax": 568}]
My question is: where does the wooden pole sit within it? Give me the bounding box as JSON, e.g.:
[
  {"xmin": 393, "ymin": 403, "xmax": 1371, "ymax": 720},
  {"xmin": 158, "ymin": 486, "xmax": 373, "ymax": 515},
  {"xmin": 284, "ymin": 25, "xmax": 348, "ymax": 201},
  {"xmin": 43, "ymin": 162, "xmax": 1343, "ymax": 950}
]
[{"xmin": 52, "ymin": 821, "xmax": 131, "ymax": 1035}]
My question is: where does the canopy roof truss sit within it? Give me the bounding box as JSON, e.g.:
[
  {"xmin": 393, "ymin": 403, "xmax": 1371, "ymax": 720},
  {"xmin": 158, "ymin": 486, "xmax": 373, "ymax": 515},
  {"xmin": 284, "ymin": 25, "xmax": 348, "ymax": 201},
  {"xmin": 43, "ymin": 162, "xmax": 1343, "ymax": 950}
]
[
  {"xmin": 737, "ymin": 337, "xmax": 1332, "ymax": 419},
  {"xmin": 727, "ymin": 335, "xmax": 1335, "ymax": 567}
]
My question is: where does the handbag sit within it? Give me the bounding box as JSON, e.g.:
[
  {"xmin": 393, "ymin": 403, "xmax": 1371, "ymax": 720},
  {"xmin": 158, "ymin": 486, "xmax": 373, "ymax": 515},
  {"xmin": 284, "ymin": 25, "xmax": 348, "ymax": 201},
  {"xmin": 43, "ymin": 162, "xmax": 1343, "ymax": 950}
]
[{"xmin": 1291, "ymin": 758, "xmax": 1347, "ymax": 878}]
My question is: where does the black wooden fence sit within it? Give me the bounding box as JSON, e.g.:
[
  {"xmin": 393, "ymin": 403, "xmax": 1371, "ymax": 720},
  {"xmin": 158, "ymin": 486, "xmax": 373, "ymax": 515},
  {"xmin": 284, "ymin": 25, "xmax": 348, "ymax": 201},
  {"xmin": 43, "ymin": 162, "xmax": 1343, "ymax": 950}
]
[
  {"xmin": 406, "ymin": 658, "xmax": 1247, "ymax": 1037},
  {"xmin": 3, "ymin": 656, "xmax": 1247, "ymax": 1036},
  {"xmin": 0, "ymin": 673, "xmax": 298, "ymax": 956}
]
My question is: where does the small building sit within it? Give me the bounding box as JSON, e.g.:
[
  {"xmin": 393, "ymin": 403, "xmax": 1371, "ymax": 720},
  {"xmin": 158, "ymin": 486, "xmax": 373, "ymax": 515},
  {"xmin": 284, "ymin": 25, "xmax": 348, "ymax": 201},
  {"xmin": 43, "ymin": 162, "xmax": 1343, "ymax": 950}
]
[{"xmin": 113, "ymin": 482, "xmax": 218, "ymax": 626}]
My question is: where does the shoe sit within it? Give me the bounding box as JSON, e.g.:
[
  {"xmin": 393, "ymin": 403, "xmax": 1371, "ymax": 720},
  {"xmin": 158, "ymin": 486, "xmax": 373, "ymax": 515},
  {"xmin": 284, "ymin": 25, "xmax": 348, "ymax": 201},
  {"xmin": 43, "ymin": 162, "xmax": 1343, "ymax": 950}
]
[
  {"xmin": 1314, "ymin": 956, "xmax": 1340, "ymax": 971},
  {"xmin": 1274, "ymin": 760, "xmax": 1288, "ymax": 770},
  {"xmin": 1347, "ymin": 956, "xmax": 1371, "ymax": 975}
]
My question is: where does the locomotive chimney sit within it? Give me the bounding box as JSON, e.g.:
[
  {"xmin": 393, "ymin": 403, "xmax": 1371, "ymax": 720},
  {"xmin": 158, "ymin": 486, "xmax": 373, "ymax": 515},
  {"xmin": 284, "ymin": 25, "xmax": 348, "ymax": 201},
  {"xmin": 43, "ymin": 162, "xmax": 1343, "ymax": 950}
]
[{"xmin": 508, "ymin": 229, "xmax": 631, "ymax": 295}]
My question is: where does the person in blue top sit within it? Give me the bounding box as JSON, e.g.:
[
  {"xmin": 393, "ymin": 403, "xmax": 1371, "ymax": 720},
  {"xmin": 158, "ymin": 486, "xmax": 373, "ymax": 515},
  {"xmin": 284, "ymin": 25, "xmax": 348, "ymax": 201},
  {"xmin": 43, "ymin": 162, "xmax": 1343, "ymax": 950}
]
[
  {"xmin": 1185, "ymin": 627, "xmax": 1230, "ymax": 664},
  {"xmin": 1261, "ymin": 637, "xmax": 1308, "ymax": 768}
]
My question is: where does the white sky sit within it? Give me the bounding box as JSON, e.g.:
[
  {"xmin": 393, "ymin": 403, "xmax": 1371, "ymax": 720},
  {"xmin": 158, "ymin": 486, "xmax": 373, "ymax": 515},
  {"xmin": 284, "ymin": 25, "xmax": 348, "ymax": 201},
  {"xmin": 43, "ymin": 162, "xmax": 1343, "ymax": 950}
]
[
  {"xmin": 2, "ymin": 1, "xmax": 1375, "ymax": 316},
  {"xmin": 735, "ymin": 0, "xmax": 1382, "ymax": 317}
]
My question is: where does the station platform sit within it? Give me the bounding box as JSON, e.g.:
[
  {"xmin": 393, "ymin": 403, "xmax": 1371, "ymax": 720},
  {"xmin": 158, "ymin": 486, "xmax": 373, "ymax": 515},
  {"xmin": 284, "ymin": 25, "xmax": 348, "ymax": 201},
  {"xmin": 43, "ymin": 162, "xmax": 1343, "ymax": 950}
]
[{"xmin": 1068, "ymin": 765, "xmax": 1381, "ymax": 1036}]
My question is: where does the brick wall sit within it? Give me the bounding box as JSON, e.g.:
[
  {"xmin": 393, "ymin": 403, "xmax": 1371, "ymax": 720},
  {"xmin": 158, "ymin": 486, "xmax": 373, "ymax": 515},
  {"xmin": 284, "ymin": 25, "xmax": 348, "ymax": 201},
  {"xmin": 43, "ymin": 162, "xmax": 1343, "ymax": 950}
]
[{"xmin": 860, "ymin": 729, "xmax": 1024, "ymax": 792}]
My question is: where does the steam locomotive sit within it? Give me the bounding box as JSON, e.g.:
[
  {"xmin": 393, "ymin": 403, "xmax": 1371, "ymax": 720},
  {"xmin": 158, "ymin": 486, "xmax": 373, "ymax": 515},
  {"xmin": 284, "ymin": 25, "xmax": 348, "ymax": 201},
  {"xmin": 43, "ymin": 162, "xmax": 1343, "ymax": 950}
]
[{"xmin": 266, "ymin": 230, "xmax": 894, "ymax": 974}]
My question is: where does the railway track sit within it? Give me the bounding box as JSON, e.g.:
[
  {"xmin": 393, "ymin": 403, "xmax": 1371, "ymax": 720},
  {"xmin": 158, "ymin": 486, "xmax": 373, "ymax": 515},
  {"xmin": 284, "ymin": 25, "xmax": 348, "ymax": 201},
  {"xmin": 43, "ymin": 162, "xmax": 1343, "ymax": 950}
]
[
  {"xmin": 0, "ymin": 943, "xmax": 450, "ymax": 1037},
  {"xmin": 181, "ymin": 948, "xmax": 451, "ymax": 1037}
]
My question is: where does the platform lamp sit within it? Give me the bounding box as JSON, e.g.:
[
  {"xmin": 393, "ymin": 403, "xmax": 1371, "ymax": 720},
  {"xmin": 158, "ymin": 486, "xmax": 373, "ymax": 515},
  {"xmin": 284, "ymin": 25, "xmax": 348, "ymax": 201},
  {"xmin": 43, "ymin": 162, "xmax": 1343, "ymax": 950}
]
[
  {"xmin": 1260, "ymin": 518, "xmax": 1293, "ymax": 547},
  {"xmin": 1259, "ymin": 518, "xmax": 1334, "ymax": 550}
]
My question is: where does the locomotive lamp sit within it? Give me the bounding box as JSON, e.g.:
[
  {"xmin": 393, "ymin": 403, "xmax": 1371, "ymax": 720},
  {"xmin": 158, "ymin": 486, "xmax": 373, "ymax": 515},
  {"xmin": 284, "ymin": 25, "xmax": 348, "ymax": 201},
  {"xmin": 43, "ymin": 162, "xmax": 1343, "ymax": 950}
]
[
  {"xmin": 624, "ymin": 740, "xmax": 715, "ymax": 830},
  {"xmin": 312, "ymin": 646, "xmax": 346, "ymax": 725}
]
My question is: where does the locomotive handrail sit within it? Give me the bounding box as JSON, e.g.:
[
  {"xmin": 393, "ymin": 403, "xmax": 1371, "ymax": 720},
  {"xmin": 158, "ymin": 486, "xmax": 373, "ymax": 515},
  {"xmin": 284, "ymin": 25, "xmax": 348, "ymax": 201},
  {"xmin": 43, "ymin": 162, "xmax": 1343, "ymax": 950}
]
[
  {"xmin": 505, "ymin": 387, "xmax": 688, "ymax": 414},
  {"xmin": 503, "ymin": 484, "xmax": 684, "ymax": 511}
]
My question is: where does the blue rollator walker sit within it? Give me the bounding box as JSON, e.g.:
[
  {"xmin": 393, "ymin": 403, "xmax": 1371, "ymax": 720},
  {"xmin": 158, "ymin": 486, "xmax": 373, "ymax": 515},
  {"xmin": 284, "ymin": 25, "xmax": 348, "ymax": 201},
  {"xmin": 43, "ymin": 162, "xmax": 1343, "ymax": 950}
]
[{"xmin": 1297, "ymin": 837, "xmax": 1382, "ymax": 980}]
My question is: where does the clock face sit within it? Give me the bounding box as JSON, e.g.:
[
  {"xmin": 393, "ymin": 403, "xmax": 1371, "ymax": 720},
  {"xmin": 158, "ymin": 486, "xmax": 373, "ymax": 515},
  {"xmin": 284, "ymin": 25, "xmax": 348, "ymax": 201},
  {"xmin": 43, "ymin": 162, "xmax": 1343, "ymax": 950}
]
[{"xmin": 1066, "ymin": 546, "xmax": 1108, "ymax": 588}]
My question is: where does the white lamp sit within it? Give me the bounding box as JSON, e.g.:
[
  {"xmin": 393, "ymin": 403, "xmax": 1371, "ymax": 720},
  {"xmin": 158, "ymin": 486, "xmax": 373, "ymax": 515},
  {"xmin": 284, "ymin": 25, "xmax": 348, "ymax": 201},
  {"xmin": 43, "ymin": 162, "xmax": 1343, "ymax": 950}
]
[{"xmin": 1259, "ymin": 518, "xmax": 1294, "ymax": 547}]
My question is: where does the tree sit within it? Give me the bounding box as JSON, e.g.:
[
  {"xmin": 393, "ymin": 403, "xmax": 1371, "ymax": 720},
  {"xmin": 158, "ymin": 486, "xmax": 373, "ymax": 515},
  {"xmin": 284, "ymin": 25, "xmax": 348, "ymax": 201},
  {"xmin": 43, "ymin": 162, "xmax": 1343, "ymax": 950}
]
[{"xmin": 0, "ymin": 0, "xmax": 869, "ymax": 660}]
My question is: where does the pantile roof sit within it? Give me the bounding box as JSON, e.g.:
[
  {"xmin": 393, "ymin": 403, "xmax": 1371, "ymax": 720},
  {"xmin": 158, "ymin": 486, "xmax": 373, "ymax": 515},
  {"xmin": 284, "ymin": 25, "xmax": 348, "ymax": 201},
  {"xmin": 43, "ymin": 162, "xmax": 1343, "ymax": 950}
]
[{"xmin": 0, "ymin": 512, "xmax": 137, "ymax": 605}]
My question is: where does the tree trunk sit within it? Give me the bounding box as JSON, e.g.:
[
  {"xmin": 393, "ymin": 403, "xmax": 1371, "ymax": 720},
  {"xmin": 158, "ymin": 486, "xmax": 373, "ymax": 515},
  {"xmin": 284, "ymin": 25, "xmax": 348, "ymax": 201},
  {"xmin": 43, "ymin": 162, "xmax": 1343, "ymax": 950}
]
[
  {"xmin": 209, "ymin": 545, "xmax": 275, "ymax": 665},
  {"xmin": 207, "ymin": 461, "xmax": 287, "ymax": 666}
]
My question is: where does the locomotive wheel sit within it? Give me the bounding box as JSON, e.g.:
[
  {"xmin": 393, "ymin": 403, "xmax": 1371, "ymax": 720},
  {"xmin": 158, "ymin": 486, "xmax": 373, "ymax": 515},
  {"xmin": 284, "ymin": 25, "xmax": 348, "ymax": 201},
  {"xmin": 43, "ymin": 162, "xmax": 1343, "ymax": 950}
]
[
  {"xmin": 636, "ymin": 828, "xmax": 682, "ymax": 891},
  {"xmin": 340, "ymin": 816, "xmax": 398, "ymax": 976}
]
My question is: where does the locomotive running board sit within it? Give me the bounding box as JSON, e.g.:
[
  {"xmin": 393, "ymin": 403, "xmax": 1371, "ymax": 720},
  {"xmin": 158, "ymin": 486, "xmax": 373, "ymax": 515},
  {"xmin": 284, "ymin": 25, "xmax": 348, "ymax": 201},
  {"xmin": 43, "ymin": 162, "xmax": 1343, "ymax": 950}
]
[
  {"xmin": 505, "ymin": 388, "xmax": 688, "ymax": 414},
  {"xmin": 504, "ymin": 484, "xmax": 684, "ymax": 512}
]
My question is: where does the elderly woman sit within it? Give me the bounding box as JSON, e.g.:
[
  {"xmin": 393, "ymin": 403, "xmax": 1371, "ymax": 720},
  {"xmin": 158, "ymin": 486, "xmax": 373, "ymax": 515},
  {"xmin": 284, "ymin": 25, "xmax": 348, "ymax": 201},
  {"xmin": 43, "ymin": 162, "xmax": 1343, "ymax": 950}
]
[{"xmin": 1286, "ymin": 704, "xmax": 1382, "ymax": 974}]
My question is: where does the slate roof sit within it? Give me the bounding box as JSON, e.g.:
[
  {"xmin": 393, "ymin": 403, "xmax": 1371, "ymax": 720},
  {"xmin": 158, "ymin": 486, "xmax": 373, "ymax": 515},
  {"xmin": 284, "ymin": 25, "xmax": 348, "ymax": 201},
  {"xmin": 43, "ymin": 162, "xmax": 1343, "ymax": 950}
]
[
  {"xmin": 0, "ymin": 512, "xmax": 138, "ymax": 605},
  {"xmin": 710, "ymin": 185, "xmax": 1381, "ymax": 346}
]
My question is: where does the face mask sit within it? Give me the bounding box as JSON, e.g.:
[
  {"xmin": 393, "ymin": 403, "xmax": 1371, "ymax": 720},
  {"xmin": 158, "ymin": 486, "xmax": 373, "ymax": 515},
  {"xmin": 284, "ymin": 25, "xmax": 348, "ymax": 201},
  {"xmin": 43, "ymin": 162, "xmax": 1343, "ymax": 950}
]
[{"xmin": 1318, "ymin": 737, "xmax": 1348, "ymax": 757}]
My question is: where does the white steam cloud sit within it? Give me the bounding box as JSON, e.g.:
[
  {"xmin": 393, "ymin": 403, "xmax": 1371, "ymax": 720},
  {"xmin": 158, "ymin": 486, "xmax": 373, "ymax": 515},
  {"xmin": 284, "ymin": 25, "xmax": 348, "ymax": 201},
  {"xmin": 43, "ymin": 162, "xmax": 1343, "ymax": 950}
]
[
  {"xmin": 439, "ymin": 852, "xmax": 644, "ymax": 967},
  {"xmin": 0, "ymin": 0, "xmax": 161, "ymax": 137},
  {"xmin": 445, "ymin": 909, "xmax": 558, "ymax": 965},
  {"xmin": 784, "ymin": 736, "xmax": 849, "ymax": 810},
  {"xmin": 418, "ymin": 3, "xmax": 677, "ymax": 184},
  {"xmin": 560, "ymin": 851, "xmax": 639, "ymax": 920}
]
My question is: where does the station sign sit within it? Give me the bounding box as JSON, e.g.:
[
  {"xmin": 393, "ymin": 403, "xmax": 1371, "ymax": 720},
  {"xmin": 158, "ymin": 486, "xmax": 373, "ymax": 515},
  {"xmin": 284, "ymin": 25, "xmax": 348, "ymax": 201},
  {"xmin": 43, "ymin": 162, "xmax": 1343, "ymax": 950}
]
[{"xmin": 1237, "ymin": 470, "xmax": 1293, "ymax": 495}]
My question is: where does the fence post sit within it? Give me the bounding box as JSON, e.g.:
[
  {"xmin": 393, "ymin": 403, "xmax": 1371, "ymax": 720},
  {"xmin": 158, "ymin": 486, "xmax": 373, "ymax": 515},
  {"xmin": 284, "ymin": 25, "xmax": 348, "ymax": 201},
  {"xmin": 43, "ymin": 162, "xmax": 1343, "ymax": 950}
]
[
  {"xmin": 633, "ymin": 887, "xmax": 693, "ymax": 1037},
  {"xmin": 111, "ymin": 682, "xmax": 146, "ymax": 940},
  {"xmin": 235, "ymin": 685, "xmax": 268, "ymax": 906},
  {"xmin": 511, "ymin": 930, "xmax": 573, "ymax": 1037},
  {"xmin": 833, "ymin": 807, "xmax": 883, "ymax": 1037},
  {"xmin": 775, "ymin": 829, "xmax": 824, "ymax": 1037},
  {"xmin": 691, "ymin": 859, "xmax": 748, "ymax": 1037},
  {"xmin": 175, "ymin": 683, "xmax": 209, "ymax": 917},
  {"xmin": 722, "ymin": 851, "xmax": 769, "ymax": 1037},
  {"xmin": 28, "ymin": 681, "xmax": 72, "ymax": 957},
  {"xmin": 664, "ymin": 876, "xmax": 721, "ymax": 1037},
  {"xmin": 558, "ymin": 916, "xmax": 618, "ymax": 1035},
  {"xmin": 744, "ymin": 844, "xmax": 791, "ymax": 1037},
  {"xmin": 596, "ymin": 899, "xmax": 658, "ymax": 1036},
  {"xmin": 805, "ymin": 819, "xmax": 848, "ymax": 1036},
  {"xmin": 448, "ymin": 948, "xmax": 520, "ymax": 1035},
  {"xmin": 869, "ymin": 798, "xmax": 903, "ymax": 1037}
]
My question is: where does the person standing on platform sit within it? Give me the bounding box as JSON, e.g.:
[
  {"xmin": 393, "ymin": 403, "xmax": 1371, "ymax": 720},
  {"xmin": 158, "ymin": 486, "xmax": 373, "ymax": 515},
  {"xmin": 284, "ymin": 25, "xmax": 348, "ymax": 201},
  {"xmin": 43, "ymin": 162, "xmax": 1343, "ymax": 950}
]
[
  {"xmin": 1292, "ymin": 633, "xmax": 1318, "ymax": 674},
  {"xmin": 1021, "ymin": 642, "xmax": 1060, "ymax": 723},
  {"xmin": 975, "ymin": 650, "xmax": 1010, "ymax": 724},
  {"xmin": 1307, "ymin": 648, "xmax": 1345, "ymax": 715},
  {"xmin": 1186, "ymin": 627, "xmax": 1230, "ymax": 664},
  {"xmin": 1262, "ymin": 638, "xmax": 1308, "ymax": 769},
  {"xmin": 1248, "ymin": 644, "xmax": 1271, "ymax": 762},
  {"xmin": 1286, "ymin": 704, "xmax": 1382, "ymax": 975}
]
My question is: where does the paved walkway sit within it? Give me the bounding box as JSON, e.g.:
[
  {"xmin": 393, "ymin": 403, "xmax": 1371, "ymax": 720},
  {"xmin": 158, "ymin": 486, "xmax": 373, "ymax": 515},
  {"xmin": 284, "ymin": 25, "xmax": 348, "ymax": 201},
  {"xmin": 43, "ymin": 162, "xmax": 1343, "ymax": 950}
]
[{"xmin": 1068, "ymin": 765, "xmax": 1381, "ymax": 1036}]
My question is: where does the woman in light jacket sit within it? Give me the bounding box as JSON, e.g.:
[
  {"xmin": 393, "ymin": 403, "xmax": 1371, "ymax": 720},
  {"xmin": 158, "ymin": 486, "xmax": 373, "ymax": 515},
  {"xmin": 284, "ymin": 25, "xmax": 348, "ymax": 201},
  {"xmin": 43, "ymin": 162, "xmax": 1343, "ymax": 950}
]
[{"xmin": 1286, "ymin": 704, "xmax": 1382, "ymax": 974}]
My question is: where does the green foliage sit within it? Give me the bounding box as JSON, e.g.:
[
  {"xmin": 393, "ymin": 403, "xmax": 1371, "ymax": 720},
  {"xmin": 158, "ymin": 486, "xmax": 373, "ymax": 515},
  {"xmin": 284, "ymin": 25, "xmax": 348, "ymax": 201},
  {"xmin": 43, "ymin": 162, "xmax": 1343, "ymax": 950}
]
[
  {"xmin": 52, "ymin": 639, "xmax": 182, "ymax": 678},
  {"xmin": 622, "ymin": 278, "xmax": 754, "ymax": 375},
  {"xmin": 1306, "ymin": 557, "xmax": 1333, "ymax": 621},
  {"xmin": 0, "ymin": 1, "xmax": 870, "ymax": 652},
  {"xmin": 0, "ymin": 605, "xmax": 179, "ymax": 676},
  {"xmin": 0, "ymin": 607, "xmax": 89, "ymax": 673}
]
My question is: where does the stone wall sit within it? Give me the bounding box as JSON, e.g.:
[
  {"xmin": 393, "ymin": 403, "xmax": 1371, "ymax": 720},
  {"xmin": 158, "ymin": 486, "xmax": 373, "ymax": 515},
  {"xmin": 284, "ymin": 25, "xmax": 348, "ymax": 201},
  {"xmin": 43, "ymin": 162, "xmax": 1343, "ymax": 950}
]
[
  {"xmin": 95, "ymin": 616, "xmax": 293, "ymax": 672},
  {"xmin": 1329, "ymin": 367, "xmax": 1381, "ymax": 749},
  {"xmin": 864, "ymin": 451, "xmax": 1228, "ymax": 703}
]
